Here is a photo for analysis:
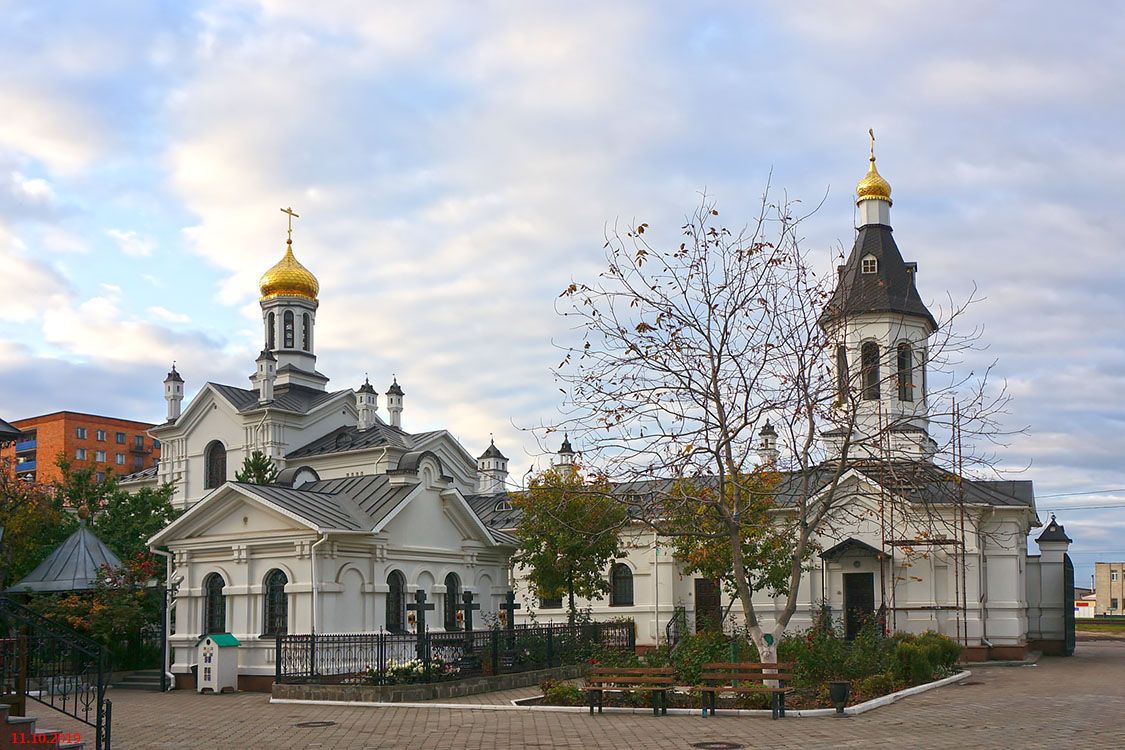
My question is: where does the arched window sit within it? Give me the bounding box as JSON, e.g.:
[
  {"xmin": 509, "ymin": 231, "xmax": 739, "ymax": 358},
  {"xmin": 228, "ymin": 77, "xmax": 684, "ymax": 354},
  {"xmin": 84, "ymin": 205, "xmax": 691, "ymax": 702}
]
[
  {"xmin": 386, "ymin": 570, "xmax": 406, "ymax": 633},
  {"xmin": 835, "ymin": 344, "xmax": 848, "ymax": 401},
  {"xmin": 263, "ymin": 569, "xmax": 288, "ymax": 636},
  {"xmin": 267, "ymin": 312, "xmax": 276, "ymax": 349},
  {"xmin": 861, "ymin": 254, "xmax": 878, "ymax": 274},
  {"xmin": 204, "ymin": 441, "xmax": 226, "ymax": 489},
  {"xmin": 302, "ymin": 313, "xmax": 311, "ymax": 351},
  {"xmin": 283, "ymin": 311, "xmax": 295, "ymax": 348},
  {"xmin": 919, "ymin": 347, "xmax": 928, "ymax": 404},
  {"xmin": 203, "ymin": 573, "xmax": 226, "ymax": 635},
  {"xmin": 443, "ymin": 573, "xmax": 461, "ymax": 631},
  {"xmin": 609, "ymin": 563, "xmax": 633, "ymax": 607},
  {"xmin": 897, "ymin": 343, "xmax": 914, "ymax": 402},
  {"xmin": 861, "ymin": 342, "xmax": 880, "ymax": 401}
]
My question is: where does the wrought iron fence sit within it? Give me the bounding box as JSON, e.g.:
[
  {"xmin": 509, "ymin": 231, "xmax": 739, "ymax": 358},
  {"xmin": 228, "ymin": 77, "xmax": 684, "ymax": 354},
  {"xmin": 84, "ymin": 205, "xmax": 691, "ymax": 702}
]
[
  {"xmin": 276, "ymin": 620, "xmax": 635, "ymax": 685},
  {"xmin": 0, "ymin": 596, "xmax": 111, "ymax": 750}
]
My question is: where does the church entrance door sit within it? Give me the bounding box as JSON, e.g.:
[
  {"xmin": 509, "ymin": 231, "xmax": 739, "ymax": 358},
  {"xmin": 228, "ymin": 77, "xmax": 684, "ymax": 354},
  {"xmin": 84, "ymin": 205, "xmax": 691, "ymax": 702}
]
[
  {"xmin": 843, "ymin": 572, "xmax": 875, "ymax": 640},
  {"xmin": 694, "ymin": 578, "xmax": 723, "ymax": 634}
]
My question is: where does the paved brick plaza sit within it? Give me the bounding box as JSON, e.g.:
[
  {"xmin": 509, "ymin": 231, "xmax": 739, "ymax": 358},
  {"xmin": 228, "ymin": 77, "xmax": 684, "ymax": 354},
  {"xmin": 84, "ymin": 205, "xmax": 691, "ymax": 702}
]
[{"xmin": 27, "ymin": 641, "xmax": 1124, "ymax": 749}]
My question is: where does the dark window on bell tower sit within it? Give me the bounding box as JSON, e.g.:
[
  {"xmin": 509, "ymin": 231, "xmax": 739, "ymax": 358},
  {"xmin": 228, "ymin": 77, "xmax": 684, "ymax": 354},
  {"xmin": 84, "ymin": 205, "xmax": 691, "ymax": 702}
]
[
  {"xmin": 267, "ymin": 312, "xmax": 275, "ymax": 349},
  {"xmin": 836, "ymin": 344, "xmax": 848, "ymax": 401},
  {"xmin": 897, "ymin": 343, "xmax": 914, "ymax": 402},
  {"xmin": 283, "ymin": 311, "xmax": 294, "ymax": 348},
  {"xmin": 302, "ymin": 313, "xmax": 311, "ymax": 351},
  {"xmin": 861, "ymin": 342, "xmax": 880, "ymax": 401}
]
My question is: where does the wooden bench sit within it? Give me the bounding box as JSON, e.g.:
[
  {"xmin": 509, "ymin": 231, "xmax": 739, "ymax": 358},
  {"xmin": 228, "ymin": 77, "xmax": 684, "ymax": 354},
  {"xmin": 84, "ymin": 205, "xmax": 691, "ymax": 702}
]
[
  {"xmin": 584, "ymin": 666, "xmax": 675, "ymax": 716},
  {"xmin": 697, "ymin": 662, "xmax": 794, "ymax": 719}
]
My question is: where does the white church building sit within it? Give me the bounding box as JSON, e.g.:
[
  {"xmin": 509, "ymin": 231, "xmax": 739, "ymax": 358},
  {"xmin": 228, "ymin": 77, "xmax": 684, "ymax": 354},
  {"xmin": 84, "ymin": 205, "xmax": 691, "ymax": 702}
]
[
  {"xmin": 134, "ymin": 224, "xmax": 518, "ymax": 690},
  {"xmin": 485, "ymin": 146, "xmax": 1073, "ymax": 661}
]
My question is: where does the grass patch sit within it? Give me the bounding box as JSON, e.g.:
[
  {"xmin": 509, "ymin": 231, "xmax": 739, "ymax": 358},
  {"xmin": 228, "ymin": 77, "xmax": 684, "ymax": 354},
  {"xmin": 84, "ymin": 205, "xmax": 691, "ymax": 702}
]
[{"xmin": 1077, "ymin": 620, "xmax": 1125, "ymax": 632}]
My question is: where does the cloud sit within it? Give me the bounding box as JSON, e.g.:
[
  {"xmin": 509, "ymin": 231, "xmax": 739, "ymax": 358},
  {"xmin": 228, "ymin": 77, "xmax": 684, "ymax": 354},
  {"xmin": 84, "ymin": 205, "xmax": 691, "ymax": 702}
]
[
  {"xmin": 148, "ymin": 306, "xmax": 191, "ymax": 324},
  {"xmin": 0, "ymin": 225, "xmax": 71, "ymax": 322},
  {"xmin": 106, "ymin": 229, "xmax": 155, "ymax": 258},
  {"xmin": 0, "ymin": 89, "xmax": 108, "ymax": 174}
]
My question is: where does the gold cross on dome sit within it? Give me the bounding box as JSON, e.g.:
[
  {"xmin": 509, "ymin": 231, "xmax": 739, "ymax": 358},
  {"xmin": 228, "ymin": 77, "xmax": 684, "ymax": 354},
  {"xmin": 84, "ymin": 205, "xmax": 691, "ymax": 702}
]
[
  {"xmin": 280, "ymin": 206, "xmax": 300, "ymax": 242},
  {"xmin": 868, "ymin": 128, "xmax": 876, "ymax": 161}
]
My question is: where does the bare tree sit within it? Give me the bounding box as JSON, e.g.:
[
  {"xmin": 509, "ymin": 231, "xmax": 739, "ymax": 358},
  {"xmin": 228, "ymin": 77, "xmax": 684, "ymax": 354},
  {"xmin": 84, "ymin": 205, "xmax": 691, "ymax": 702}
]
[{"xmin": 549, "ymin": 188, "xmax": 1015, "ymax": 662}]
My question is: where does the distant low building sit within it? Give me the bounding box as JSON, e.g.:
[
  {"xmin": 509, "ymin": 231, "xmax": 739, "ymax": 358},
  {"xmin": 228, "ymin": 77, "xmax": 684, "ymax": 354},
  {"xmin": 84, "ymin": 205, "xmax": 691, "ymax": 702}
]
[
  {"xmin": 1076, "ymin": 593, "xmax": 1097, "ymax": 619},
  {"xmin": 1094, "ymin": 562, "xmax": 1124, "ymax": 615},
  {"xmin": 0, "ymin": 411, "xmax": 161, "ymax": 484}
]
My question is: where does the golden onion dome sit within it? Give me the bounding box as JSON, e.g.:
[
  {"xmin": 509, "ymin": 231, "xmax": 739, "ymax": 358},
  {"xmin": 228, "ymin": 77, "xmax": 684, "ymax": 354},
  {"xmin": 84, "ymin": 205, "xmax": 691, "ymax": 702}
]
[
  {"xmin": 856, "ymin": 129, "xmax": 892, "ymax": 204},
  {"xmin": 259, "ymin": 240, "xmax": 319, "ymax": 301}
]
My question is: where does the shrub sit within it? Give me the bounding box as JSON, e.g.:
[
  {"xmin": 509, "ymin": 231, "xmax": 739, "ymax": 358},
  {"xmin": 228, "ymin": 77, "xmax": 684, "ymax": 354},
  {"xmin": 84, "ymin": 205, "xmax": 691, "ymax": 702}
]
[
  {"xmin": 543, "ymin": 681, "xmax": 585, "ymax": 706},
  {"xmin": 666, "ymin": 633, "xmax": 733, "ymax": 685},
  {"xmin": 854, "ymin": 671, "xmax": 898, "ymax": 700},
  {"xmin": 892, "ymin": 631, "xmax": 962, "ymax": 684}
]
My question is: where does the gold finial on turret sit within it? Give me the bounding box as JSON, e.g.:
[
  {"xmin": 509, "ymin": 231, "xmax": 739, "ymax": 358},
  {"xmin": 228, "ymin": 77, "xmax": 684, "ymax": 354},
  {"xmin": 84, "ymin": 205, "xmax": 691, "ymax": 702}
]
[{"xmin": 856, "ymin": 128, "xmax": 892, "ymax": 204}]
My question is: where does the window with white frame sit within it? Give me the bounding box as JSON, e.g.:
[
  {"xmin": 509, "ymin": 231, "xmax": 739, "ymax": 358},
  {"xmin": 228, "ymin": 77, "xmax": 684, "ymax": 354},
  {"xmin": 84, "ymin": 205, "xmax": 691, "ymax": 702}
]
[
  {"xmin": 75, "ymin": 448, "xmax": 87, "ymax": 460},
  {"xmin": 116, "ymin": 453, "xmax": 125, "ymax": 465},
  {"xmin": 96, "ymin": 429, "xmax": 106, "ymax": 441},
  {"xmin": 95, "ymin": 450, "xmax": 106, "ymax": 462},
  {"xmin": 861, "ymin": 255, "xmax": 878, "ymax": 274},
  {"xmin": 76, "ymin": 427, "xmax": 87, "ymax": 439}
]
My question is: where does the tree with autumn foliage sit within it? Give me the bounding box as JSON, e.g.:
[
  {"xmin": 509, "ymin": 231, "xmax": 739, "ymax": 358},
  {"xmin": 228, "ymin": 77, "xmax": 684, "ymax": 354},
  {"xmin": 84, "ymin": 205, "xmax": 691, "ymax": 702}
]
[
  {"xmin": 551, "ymin": 191, "xmax": 1010, "ymax": 663},
  {"xmin": 513, "ymin": 465, "xmax": 627, "ymax": 624},
  {"xmin": 0, "ymin": 457, "xmax": 76, "ymax": 589},
  {"xmin": 660, "ymin": 470, "xmax": 799, "ymax": 606}
]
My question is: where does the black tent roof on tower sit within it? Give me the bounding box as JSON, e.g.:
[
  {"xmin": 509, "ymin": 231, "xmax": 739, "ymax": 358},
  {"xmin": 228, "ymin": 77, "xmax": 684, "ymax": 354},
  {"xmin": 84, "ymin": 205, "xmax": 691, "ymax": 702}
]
[
  {"xmin": 819, "ymin": 224, "xmax": 937, "ymax": 331},
  {"xmin": 479, "ymin": 440, "xmax": 507, "ymax": 461},
  {"xmin": 0, "ymin": 417, "xmax": 21, "ymax": 445}
]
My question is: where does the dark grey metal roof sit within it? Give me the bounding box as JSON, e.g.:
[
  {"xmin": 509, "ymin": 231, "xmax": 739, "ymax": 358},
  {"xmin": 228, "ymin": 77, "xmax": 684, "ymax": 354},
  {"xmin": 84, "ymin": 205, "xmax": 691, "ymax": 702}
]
[
  {"xmin": 357, "ymin": 378, "xmax": 376, "ymax": 394},
  {"xmin": 164, "ymin": 365, "xmax": 183, "ymax": 383},
  {"xmin": 479, "ymin": 440, "xmax": 507, "ymax": 460},
  {"xmin": 119, "ymin": 465, "xmax": 159, "ymax": 484},
  {"xmin": 256, "ymin": 349, "xmax": 277, "ymax": 362},
  {"xmin": 299, "ymin": 475, "xmax": 418, "ymax": 526},
  {"xmin": 0, "ymin": 417, "xmax": 21, "ymax": 444},
  {"xmin": 234, "ymin": 482, "xmax": 370, "ymax": 531},
  {"xmin": 1036, "ymin": 515, "xmax": 1071, "ymax": 543},
  {"xmin": 285, "ymin": 423, "xmax": 443, "ymax": 459},
  {"xmin": 467, "ymin": 461, "xmax": 1034, "ymax": 534},
  {"xmin": 820, "ymin": 224, "xmax": 937, "ymax": 330},
  {"xmin": 8, "ymin": 523, "xmax": 122, "ymax": 592},
  {"xmin": 558, "ymin": 434, "xmax": 574, "ymax": 454},
  {"xmin": 209, "ymin": 382, "xmax": 347, "ymax": 415},
  {"xmin": 386, "ymin": 378, "xmax": 404, "ymax": 396},
  {"xmin": 820, "ymin": 537, "xmax": 884, "ymax": 561}
]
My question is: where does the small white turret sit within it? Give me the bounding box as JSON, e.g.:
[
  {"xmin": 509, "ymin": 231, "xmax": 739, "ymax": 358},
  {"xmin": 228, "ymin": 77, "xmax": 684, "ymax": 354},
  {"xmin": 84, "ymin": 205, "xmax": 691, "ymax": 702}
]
[
  {"xmin": 477, "ymin": 439, "xmax": 509, "ymax": 495},
  {"xmin": 356, "ymin": 376, "xmax": 379, "ymax": 431},
  {"xmin": 386, "ymin": 377, "xmax": 404, "ymax": 429},
  {"xmin": 254, "ymin": 349, "xmax": 277, "ymax": 404},
  {"xmin": 164, "ymin": 363, "xmax": 184, "ymax": 422},
  {"xmin": 554, "ymin": 433, "xmax": 577, "ymax": 468},
  {"xmin": 756, "ymin": 422, "xmax": 779, "ymax": 466}
]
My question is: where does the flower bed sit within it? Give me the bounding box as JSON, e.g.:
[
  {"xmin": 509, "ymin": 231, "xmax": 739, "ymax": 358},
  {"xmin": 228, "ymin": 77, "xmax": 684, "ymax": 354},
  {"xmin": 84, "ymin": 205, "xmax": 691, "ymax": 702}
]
[{"xmin": 535, "ymin": 617, "xmax": 963, "ymax": 710}]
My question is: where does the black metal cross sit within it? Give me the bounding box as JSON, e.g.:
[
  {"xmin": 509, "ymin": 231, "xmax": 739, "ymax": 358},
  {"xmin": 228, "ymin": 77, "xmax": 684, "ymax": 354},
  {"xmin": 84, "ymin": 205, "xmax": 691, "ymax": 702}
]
[
  {"xmin": 406, "ymin": 589, "xmax": 435, "ymax": 633},
  {"xmin": 458, "ymin": 590, "xmax": 482, "ymax": 633},
  {"xmin": 502, "ymin": 590, "xmax": 521, "ymax": 632}
]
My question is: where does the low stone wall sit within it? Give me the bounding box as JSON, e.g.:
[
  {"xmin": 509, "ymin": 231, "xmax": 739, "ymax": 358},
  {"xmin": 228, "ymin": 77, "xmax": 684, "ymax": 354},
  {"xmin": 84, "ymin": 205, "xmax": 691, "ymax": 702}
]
[{"xmin": 272, "ymin": 664, "xmax": 585, "ymax": 703}]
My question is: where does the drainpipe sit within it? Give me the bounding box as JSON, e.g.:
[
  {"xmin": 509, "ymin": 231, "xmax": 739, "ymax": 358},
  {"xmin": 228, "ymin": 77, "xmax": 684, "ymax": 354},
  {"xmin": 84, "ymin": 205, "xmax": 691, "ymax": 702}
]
[
  {"xmin": 151, "ymin": 548, "xmax": 175, "ymax": 691},
  {"xmin": 310, "ymin": 532, "xmax": 330, "ymax": 634},
  {"xmin": 653, "ymin": 531, "xmax": 660, "ymax": 646}
]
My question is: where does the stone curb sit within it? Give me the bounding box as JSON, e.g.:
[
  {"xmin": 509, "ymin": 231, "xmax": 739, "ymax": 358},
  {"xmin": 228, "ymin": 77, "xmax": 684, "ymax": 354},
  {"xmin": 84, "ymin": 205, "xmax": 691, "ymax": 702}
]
[{"xmin": 270, "ymin": 670, "xmax": 970, "ymax": 718}]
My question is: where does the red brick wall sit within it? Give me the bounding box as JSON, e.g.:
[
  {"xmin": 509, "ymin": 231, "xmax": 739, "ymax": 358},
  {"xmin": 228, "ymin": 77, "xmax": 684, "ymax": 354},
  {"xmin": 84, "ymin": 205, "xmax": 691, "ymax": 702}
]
[{"xmin": 1, "ymin": 411, "xmax": 160, "ymax": 485}]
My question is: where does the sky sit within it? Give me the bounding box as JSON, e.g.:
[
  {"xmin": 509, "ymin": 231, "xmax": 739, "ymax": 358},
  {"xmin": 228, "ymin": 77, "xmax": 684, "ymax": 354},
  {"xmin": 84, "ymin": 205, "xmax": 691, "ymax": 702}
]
[{"xmin": 0, "ymin": 1, "xmax": 1122, "ymax": 583}]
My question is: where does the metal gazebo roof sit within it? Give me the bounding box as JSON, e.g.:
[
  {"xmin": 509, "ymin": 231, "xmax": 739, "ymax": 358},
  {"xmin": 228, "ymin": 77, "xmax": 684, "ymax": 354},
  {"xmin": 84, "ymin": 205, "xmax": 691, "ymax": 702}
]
[{"xmin": 7, "ymin": 522, "xmax": 122, "ymax": 593}]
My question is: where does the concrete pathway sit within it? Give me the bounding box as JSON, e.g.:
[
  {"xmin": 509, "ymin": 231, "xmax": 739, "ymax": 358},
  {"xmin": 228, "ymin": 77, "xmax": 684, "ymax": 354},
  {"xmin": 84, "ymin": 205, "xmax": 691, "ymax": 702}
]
[{"xmin": 24, "ymin": 641, "xmax": 1125, "ymax": 749}]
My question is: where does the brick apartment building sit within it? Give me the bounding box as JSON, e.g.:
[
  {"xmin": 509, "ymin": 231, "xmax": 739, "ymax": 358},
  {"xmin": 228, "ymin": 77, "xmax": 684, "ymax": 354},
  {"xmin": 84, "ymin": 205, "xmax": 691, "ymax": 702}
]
[
  {"xmin": 1095, "ymin": 562, "xmax": 1125, "ymax": 615},
  {"xmin": 0, "ymin": 411, "xmax": 161, "ymax": 484}
]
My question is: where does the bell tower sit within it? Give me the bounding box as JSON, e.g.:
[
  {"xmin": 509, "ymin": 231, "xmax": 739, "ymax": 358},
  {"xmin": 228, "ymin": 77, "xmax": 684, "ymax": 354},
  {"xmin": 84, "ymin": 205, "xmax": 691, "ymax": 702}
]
[
  {"xmin": 820, "ymin": 131, "xmax": 938, "ymax": 460},
  {"xmin": 256, "ymin": 207, "xmax": 327, "ymax": 391}
]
